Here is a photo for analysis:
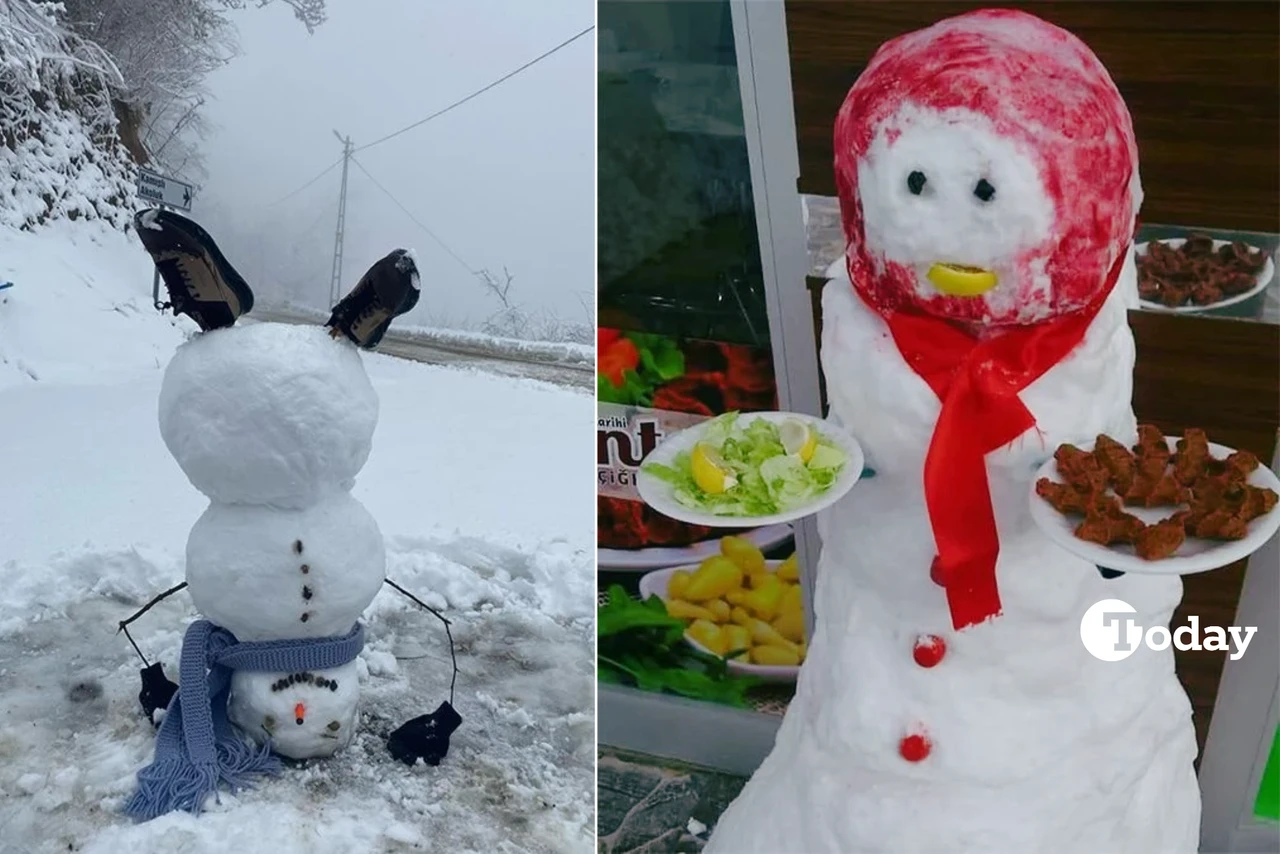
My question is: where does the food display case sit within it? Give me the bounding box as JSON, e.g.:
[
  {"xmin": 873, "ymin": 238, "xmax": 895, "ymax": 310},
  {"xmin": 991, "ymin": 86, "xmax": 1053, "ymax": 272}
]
[{"xmin": 597, "ymin": 0, "xmax": 822, "ymax": 771}]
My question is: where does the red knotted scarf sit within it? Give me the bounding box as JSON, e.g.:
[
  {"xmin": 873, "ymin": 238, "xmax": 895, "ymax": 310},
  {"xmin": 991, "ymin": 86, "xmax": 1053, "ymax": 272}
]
[{"xmin": 874, "ymin": 244, "xmax": 1131, "ymax": 630}]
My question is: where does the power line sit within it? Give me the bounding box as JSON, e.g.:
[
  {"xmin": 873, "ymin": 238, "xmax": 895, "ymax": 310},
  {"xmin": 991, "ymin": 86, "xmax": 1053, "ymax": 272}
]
[
  {"xmin": 265, "ymin": 156, "xmax": 343, "ymax": 207},
  {"xmin": 353, "ymin": 25, "xmax": 594, "ymax": 154},
  {"xmin": 349, "ymin": 155, "xmax": 478, "ymax": 277}
]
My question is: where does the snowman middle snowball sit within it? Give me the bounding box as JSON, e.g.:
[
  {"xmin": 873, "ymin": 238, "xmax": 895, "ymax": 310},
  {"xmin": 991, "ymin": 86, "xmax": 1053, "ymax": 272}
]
[{"xmin": 159, "ymin": 322, "xmax": 387, "ymax": 759}]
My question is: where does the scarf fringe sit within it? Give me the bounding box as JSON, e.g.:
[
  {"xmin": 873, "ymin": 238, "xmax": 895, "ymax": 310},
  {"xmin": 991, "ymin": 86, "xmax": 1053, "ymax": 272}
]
[
  {"xmin": 124, "ymin": 737, "xmax": 280, "ymax": 821},
  {"xmin": 216, "ymin": 736, "xmax": 281, "ymax": 793},
  {"xmin": 123, "ymin": 759, "xmax": 220, "ymax": 821}
]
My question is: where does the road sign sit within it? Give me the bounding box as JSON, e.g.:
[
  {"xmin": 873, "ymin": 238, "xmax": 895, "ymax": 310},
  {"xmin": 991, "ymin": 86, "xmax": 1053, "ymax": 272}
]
[{"xmin": 136, "ymin": 167, "xmax": 194, "ymax": 212}]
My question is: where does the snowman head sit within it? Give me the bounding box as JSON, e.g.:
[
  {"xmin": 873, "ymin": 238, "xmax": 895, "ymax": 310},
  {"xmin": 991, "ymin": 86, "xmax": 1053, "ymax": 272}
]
[{"xmin": 834, "ymin": 9, "xmax": 1141, "ymax": 329}]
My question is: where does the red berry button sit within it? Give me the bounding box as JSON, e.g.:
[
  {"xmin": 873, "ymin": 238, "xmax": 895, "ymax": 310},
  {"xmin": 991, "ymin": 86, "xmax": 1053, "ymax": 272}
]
[
  {"xmin": 899, "ymin": 733, "xmax": 931, "ymax": 762},
  {"xmin": 929, "ymin": 555, "xmax": 946, "ymax": 587},
  {"xmin": 913, "ymin": 634, "xmax": 946, "ymax": 668}
]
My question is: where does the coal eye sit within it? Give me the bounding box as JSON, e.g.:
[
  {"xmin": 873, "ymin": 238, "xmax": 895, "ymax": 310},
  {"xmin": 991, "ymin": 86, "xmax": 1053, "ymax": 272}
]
[
  {"xmin": 974, "ymin": 178, "xmax": 996, "ymax": 202},
  {"xmin": 907, "ymin": 171, "xmax": 927, "ymax": 195}
]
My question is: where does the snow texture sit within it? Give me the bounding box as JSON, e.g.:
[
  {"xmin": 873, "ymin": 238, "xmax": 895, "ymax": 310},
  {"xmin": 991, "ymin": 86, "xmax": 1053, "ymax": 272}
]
[
  {"xmin": 834, "ymin": 8, "xmax": 1142, "ymax": 329},
  {"xmin": 0, "ymin": 223, "xmax": 594, "ymax": 852},
  {"xmin": 707, "ymin": 10, "xmax": 1198, "ymax": 853},
  {"xmin": 159, "ymin": 324, "xmax": 379, "ymax": 508}
]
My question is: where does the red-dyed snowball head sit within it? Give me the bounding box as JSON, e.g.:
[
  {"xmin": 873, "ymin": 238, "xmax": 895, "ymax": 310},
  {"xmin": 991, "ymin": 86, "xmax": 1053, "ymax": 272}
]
[{"xmin": 834, "ymin": 9, "xmax": 1141, "ymax": 328}]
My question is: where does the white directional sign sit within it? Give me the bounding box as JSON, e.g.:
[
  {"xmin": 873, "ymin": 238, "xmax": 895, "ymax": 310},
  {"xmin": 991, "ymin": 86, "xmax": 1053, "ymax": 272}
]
[{"xmin": 136, "ymin": 167, "xmax": 194, "ymax": 212}]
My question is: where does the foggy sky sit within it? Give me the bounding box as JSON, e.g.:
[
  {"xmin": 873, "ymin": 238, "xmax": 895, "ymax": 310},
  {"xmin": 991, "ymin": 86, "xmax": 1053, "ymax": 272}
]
[{"xmin": 196, "ymin": 0, "xmax": 594, "ymax": 332}]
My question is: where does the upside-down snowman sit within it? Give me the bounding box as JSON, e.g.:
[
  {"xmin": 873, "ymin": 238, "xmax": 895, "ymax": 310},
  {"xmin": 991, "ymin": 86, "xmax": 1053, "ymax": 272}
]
[
  {"xmin": 707, "ymin": 10, "xmax": 1200, "ymax": 853},
  {"xmin": 122, "ymin": 208, "xmax": 461, "ymax": 821}
]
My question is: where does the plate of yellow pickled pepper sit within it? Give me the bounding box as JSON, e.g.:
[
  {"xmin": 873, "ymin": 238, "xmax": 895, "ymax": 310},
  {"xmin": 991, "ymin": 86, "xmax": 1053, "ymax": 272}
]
[{"xmin": 638, "ymin": 535, "xmax": 808, "ymax": 682}]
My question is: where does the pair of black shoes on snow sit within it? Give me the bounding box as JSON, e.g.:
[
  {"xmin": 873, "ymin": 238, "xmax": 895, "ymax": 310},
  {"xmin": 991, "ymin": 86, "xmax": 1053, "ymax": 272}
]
[{"xmin": 134, "ymin": 208, "xmax": 420, "ymax": 349}]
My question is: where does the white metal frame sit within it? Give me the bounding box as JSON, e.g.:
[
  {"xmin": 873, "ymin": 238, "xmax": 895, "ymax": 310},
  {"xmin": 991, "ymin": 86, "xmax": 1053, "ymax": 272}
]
[
  {"xmin": 732, "ymin": 0, "xmax": 824, "ymax": 638},
  {"xmin": 1198, "ymin": 439, "xmax": 1280, "ymax": 853}
]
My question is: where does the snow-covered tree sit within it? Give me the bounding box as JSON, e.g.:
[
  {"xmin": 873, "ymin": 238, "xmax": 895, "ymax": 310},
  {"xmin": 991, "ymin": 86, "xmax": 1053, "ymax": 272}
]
[
  {"xmin": 56, "ymin": 0, "xmax": 326, "ymax": 181},
  {"xmin": 0, "ymin": 0, "xmax": 135, "ymax": 229}
]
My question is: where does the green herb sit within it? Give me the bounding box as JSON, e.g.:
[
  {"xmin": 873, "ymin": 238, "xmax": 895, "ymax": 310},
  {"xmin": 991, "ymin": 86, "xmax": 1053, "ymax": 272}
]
[{"xmin": 596, "ymin": 585, "xmax": 760, "ymax": 707}]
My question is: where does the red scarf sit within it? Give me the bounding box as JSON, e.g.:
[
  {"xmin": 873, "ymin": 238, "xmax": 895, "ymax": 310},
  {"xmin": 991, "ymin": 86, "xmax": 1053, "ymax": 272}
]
[{"xmin": 875, "ymin": 245, "xmax": 1130, "ymax": 630}]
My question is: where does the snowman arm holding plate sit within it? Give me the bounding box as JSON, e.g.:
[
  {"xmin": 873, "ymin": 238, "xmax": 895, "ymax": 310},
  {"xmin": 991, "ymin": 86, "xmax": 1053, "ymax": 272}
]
[{"xmin": 117, "ymin": 578, "xmax": 464, "ymax": 765}]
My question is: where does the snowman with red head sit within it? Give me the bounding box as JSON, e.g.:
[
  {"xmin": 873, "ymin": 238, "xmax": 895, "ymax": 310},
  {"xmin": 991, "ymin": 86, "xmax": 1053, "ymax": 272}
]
[{"xmin": 706, "ymin": 10, "xmax": 1199, "ymax": 853}]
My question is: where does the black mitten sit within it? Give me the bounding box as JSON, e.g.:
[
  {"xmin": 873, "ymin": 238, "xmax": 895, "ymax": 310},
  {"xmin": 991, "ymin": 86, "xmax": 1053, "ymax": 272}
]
[
  {"xmin": 139, "ymin": 662, "xmax": 178, "ymax": 724},
  {"xmin": 388, "ymin": 701, "xmax": 463, "ymax": 766},
  {"xmin": 1097, "ymin": 566, "xmax": 1125, "ymax": 579}
]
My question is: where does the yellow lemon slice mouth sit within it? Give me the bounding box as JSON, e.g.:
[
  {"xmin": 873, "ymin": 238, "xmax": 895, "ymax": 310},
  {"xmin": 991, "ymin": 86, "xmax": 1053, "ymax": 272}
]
[
  {"xmin": 926, "ymin": 262, "xmax": 999, "ymax": 297},
  {"xmin": 691, "ymin": 443, "xmax": 737, "ymax": 495}
]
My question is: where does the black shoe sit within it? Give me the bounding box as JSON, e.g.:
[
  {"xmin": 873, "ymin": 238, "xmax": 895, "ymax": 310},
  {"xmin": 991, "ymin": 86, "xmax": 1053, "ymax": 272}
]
[
  {"xmin": 133, "ymin": 208, "xmax": 254, "ymax": 331},
  {"xmin": 327, "ymin": 249, "xmax": 420, "ymax": 350}
]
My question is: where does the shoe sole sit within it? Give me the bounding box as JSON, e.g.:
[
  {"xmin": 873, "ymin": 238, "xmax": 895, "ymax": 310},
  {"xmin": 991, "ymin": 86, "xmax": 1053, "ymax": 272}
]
[
  {"xmin": 347, "ymin": 286, "xmax": 419, "ymax": 349},
  {"xmin": 334, "ymin": 250, "xmax": 419, "ymax": 349},
  {"xmin": 135, "ymin": 209, "xmax": 254, "ymax": 329}
]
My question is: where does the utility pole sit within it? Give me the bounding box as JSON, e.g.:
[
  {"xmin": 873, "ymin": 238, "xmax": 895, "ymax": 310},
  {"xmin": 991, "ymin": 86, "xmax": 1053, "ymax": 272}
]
[{"xmin": 329, "ymin": 131, "xmax": 353, "ymax": 305}]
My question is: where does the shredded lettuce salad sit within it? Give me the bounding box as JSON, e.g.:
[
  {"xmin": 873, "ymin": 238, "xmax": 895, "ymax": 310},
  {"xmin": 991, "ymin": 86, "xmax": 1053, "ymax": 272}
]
[{"xmin": 643, "ymin": 412, "xmax": 847, "ymax": 516}]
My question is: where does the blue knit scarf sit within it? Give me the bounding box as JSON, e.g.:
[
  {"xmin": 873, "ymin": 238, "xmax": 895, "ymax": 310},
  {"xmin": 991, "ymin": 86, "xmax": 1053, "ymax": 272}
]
[{"xmin": 124, "ymin": 619, "xmax": 365, "ymax": 821}]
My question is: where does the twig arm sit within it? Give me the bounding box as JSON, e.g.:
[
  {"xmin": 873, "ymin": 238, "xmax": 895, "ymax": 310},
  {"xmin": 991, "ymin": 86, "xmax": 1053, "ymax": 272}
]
[{"xmin": 383, "ymin": 577, "xmax": 458, "ymax": 704}]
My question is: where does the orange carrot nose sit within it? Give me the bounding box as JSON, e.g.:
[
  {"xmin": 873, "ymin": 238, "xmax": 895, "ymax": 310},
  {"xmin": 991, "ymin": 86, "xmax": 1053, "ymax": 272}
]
[{"xmin": 294, "ymin": 703, "xmax": 306, "ymax": 725}]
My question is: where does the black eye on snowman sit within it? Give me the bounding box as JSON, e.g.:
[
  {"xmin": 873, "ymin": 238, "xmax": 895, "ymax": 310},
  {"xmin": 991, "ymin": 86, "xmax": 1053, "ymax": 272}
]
[
  {"xmin": 907, "ymin": 170, "xmax": 927, "ymax": 195},
  {"xmin": 973, "ymin": 178, "xmax": 996, "ymax": 202}
]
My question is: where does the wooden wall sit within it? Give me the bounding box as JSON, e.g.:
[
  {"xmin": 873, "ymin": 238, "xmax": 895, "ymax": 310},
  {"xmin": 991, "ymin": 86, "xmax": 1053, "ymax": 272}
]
[{"xmin": 785, "ymin": 0, "xmax": 1280, "ymax": 232}]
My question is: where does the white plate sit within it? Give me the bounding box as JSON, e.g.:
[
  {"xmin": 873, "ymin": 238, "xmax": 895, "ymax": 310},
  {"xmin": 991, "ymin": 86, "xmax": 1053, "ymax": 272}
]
[
  {"xmin": 1136, "ymin": 238, "xmax": 1275, "ymax": 313},
  {"xmin": 635, "ymin": 411, "xmax": 865, "ymax": 528},
  {"xmin": 598, "ymin": 523, "xmax": 794, "ymax": 572},
  {"xmin": 1029, "ymin": 437, "xmax": 1280, "ymax": 575},
  {"xmin": 638, "ymin": 561, "xmax": 800, "ymax": 683}
]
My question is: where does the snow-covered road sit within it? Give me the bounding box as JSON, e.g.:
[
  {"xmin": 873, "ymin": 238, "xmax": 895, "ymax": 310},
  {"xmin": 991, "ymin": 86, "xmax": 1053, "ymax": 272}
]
[{"xmin": 0, "ymin": 221, "xmax": 596, "ymax": 852}]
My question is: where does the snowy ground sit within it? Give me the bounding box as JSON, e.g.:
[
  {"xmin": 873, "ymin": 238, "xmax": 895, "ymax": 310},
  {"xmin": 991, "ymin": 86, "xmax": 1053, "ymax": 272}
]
[{"xmin": 0, "ymin": 222, "xmax": 595, "ymax": 853}]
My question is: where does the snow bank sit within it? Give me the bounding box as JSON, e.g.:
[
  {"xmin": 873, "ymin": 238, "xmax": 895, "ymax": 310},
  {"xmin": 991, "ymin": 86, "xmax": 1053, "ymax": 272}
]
[
  {"xmin": 0, "ymin": 220, "xmax": 191, "ymax": 390},
  {"xmin": 0, "ymin": 535, "xmax": 595, "ymax": 854},
  {"xmin": 274, "ymin": 302, "xmax": 594, "ymax": 368}
]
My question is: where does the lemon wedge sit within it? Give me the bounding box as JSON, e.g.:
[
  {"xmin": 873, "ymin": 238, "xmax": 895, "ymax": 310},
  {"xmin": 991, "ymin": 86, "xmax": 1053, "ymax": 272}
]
[
  {"xmin": 779, "ymin": 418, "xmax": 818, "ymax": 463},
  {"xmin": 926, "ymin": 263, "xmax": 998, "ymax": 297},
  {"xmin": 691, "ymin": 443, "xmax": 737, "ymax": 494}
]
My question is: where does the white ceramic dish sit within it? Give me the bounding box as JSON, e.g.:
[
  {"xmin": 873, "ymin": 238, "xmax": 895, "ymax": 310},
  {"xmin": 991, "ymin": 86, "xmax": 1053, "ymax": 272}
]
[
  {"xmin": 1135, "ymin": 238, "xmax": 1275, "ymax": 313},
  {"xmin": 598, "ymin": 522, "xmax": 793, "ymax": 572},
  {"xmin": 635, "ymin": 411, "xmax": 865, "ymax": 528},
  {"xmin": 1029, "ymin": 436, "xmax": 1280, "ymax": 575},
  {"xmin": 638, "ymin": 560, "xmax": 800, "ymax": 683}
]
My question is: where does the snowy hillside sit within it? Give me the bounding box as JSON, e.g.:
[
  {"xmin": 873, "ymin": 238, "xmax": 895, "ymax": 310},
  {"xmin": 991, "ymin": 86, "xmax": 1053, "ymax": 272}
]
[
  {"xmin": 0, "ymin": 224, "xmax": 595, "ymax": 853},
  {"xmin": 0, "ymin": 221, "xmax": 192, "ymax": 389}
]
